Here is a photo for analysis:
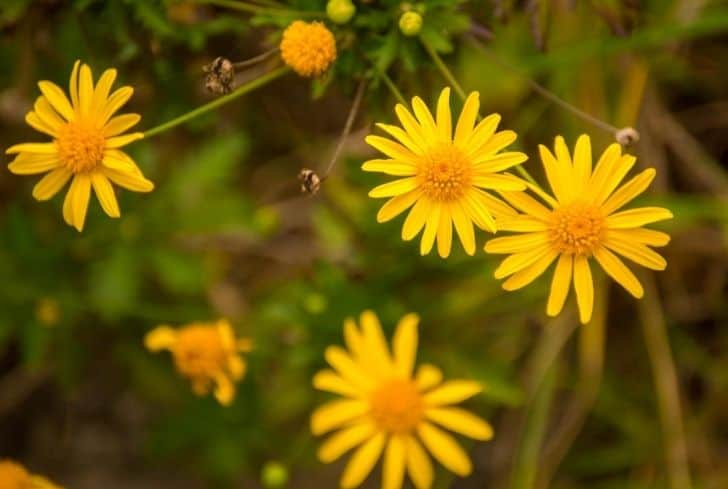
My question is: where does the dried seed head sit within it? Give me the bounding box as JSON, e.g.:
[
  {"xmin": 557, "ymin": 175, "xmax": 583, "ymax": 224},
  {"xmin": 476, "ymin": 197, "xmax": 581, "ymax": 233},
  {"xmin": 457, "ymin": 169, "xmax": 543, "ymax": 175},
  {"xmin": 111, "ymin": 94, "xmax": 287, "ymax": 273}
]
[
  {"xmin": 298, "ymin": 168, "xmax": 321, "ymax": 195},
  {"xmin": 203, "ymin": 57, "xmax": 235, "ymax": 94},
  {"xmin": 616, "ymin": 127, "xmax": 640, "ymax": 146}
]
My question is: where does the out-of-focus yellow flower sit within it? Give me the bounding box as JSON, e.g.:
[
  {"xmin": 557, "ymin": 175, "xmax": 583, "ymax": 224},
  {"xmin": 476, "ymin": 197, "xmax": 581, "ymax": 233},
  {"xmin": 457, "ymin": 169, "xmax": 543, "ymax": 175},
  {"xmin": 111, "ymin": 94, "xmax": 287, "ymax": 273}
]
[
  {"xmin": 280, "ymin": 21, "xmax": 337, "ymax": 77},
  {"xmin": 485, "ymin": 134, "xmax": 673, "ymax": 323},
  {"xmin": 35, "ymin": 297, "xmax": 61, "ymax": 327},
  {"xmin": 311, "ymin": 310, "xmax": 493, "ymax": 489},
  {"xmin": 399, "ymin": 11, "xmax": 423, "ymax": 36},
  {"xmin": 6, "ymin": 60, "xmax": 153, "ymax": 231},
  {"xmin": 363, "ymin": 87, "xmax": 527, "ymax": 258},
  {"xmin": 145, "ymin": 319, "xmax": 252, "ymax": 406},
  {"xmin": 0, "ymin": 459, "xmax": 62, "ymax": 489}
]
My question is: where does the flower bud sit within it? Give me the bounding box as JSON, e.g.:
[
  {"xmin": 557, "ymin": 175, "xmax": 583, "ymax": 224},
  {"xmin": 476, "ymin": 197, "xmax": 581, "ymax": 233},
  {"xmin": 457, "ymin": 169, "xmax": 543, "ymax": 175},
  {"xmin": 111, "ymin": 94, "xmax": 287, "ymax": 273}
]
[
  {"xmin": 326, "ymin": 0, "xmax": 356, "ymax": 25},
  {"xmin": 399, "ymin": 11, "xmax": 423, "ymax": 37},
  {"xmin": 261, "ymin": 461, "xmax": 289, "ymax": 489}
]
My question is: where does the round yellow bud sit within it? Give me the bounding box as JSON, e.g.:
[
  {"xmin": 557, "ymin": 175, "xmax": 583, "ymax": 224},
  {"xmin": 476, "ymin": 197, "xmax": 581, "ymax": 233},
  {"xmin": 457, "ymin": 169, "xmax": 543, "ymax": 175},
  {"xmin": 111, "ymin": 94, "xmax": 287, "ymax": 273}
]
[
  {"xmin": 280, "ymin": 21, "xmax": 337, "ymax": 78},
  {"xmin": 399, "ymin": 11, "xmax": 423, "ymax": 36},
  {"xmin": 326, "ymin": 0, "xmax": 356, "ymax": 25}
]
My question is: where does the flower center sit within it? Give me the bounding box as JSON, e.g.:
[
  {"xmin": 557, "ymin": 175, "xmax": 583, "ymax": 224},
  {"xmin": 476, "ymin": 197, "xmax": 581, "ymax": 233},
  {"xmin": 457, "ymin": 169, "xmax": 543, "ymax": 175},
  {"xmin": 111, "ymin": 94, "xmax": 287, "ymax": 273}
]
[
  {"xmin": 0, "ymin": 460, "xmax": 30, "ymax": 489},
  {"xmin": 172, "ymin": 326, "xmax": 229, "ymax": 380},
  {"xmin": 418, "ymin": 143, "xmax": 473, "ymax": 201},
  {"xmin": 369, "ymin": 379, "xmax": 424, "ymax": 434},
  {"xmin": 280, "ymin": 21, "xmax": 337, "ymax": 77},
  {"xmin": 549, "ymin": 202, "xmax": 605, "ymax": 255},
  {"xmin": 56, "ymin": 120, "xmax": 105, "ymax": 173}
]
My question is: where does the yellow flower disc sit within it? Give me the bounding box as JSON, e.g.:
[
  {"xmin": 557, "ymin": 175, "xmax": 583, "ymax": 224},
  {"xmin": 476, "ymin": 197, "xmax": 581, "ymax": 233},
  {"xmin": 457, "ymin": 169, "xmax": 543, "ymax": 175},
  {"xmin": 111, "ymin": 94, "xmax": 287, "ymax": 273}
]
[{"xmin": 280, "ymin": 21, "xmax": 337, "ymax": 78}]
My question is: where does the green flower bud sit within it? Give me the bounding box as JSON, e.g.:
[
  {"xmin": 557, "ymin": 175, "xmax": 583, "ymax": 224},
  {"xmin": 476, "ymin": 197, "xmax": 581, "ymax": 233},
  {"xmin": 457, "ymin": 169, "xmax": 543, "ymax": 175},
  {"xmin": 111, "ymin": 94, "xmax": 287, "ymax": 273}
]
[
  {"xmin": 326, "ymin": 0, "xmax": 356, "ymax": 25},
  {"xmin": 261, "ymin": 461, "xmax": 289, "ymax": 489},
  {"xmin": 399, "ymin": 11, "xmax": 423, "ymax": 37}
]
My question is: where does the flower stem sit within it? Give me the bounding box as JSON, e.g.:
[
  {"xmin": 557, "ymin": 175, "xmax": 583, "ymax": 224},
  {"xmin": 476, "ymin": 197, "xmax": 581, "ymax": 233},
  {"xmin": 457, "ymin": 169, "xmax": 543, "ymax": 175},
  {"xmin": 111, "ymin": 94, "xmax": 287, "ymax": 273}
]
[
  {"xmin": 324, "ymin": 79, "xmax": 367, "ymax": 177},
  {"xmin": 195, "ymin": 0, "xmax": 321, "ymax": 18},
  {"xmin": 375, "ymin": 67, "xmax": 408, "ymax": 107},
  {"xmin": 232, "ymin": 47, "xmax": 279, "ymax": 70},
  {"xmin": 420, "ymin": 38, "xmax": 467, "ymax": 101},
  {"xmin": 143, "ymin": 66, "xmax": 289, "ymax": 139}
]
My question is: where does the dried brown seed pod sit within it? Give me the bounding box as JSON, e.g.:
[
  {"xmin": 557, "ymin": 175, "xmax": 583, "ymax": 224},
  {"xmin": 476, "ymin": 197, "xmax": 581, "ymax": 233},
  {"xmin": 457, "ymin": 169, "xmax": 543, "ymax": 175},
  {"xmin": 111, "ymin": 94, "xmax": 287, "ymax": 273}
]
[
  {"xmin": 298, "ymin": 168, "xmax": 321, "ymax": 195},
  {"xmin": 203, "ymin": 57, "xmax": 235, "ymax": 94},
  {"xmin": 616, "ymin": 127, "xmax": 640, "ymax": 146}
]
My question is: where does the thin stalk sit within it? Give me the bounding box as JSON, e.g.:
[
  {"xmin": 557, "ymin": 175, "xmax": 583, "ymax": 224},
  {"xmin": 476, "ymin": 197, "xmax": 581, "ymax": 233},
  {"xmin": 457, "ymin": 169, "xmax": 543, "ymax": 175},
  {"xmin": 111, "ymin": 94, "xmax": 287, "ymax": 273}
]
[
  {"xmin": 324, "ymin": 79, "xmax": 367, "ymax": 177},
  {"xmin": 376, "ymin": 67, "xmax": 408, "ymax": 106},
  {"xmin": 144, "ymin": 66, "xmax": 289, "ymax": 138},
  {"xmin": 420, "ymin": 37, "xmax": 541, "ymax": 188},
  {"xmin": 195, "ymin": 0, "xmax": 321, "ymax": 18},
  {"xmin": 638, "ymin": 272, "xmax": 693, "ymax": 489},
  {"xmin": 466, "ymin": 35, "xmax": 621, "ymax": 136},
  {"xmin": 232, "ymin": 47, "xmax": 279, "ymax": 70}
]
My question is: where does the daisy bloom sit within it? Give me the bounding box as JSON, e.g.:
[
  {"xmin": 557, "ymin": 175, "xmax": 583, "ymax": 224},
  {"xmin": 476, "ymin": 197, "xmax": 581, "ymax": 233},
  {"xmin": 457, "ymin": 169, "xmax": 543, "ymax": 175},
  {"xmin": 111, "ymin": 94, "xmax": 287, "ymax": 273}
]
[
  {"xmin": 280, "ymin": 20, "xmax": 337, "ymax": 77},
  {"xmin": 363, "ymin": 87, "xmax": 528, "ymax": 258},
  {"xmin": 6, "ymin": 60, "xmax": 153, "ymax": 231},
  {"xmin": 485, "ymin": 134, "xmax": 673, "ymax": 324},
  {"xmin": 311, "ymin": 310, "xmax": 493, "ymax": 489},
  {"xmin": 145, "ymin": 319, "xmax": 253, "ymax": 406},
  {"xmin": 0, "ymin": 459, "xmax": 62, "ymax": 489}
]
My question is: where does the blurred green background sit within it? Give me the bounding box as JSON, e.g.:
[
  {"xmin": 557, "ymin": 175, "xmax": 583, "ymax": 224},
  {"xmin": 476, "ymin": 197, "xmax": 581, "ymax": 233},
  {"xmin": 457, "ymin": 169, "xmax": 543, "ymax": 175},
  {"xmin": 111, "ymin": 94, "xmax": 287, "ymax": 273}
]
[{"xmin": 0, "ymin": 0, "xmax": 726, "ymax": 488}]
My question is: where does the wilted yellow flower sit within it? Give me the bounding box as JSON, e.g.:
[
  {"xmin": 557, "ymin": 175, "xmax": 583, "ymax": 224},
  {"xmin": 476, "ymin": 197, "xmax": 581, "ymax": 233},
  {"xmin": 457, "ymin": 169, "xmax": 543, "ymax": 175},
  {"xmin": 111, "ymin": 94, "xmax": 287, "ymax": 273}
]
[
  {"xmin": 0, "ymin": 459, "xmax": 62, "ymax": 489},
  {"xmin": 6, "ymin": 60, "xmax": 153, "ymax": 231},
  {"xmin": 280, "ymin": 21, "xmax": 337, "ymax": 77},
  {"xmin": 145, "ymin": 319, "xmax": 252, "ymax": 406},
  {"xmin": 364, "ymin": 87, "xmax": 528, "ymax": 257},
  {"xmin": 485, "ymin": 134, "xmax": 673, "ymax": 323},
  {"xmin": 312, "ymin": 310, "xmax": 493, "ymax": 489}
]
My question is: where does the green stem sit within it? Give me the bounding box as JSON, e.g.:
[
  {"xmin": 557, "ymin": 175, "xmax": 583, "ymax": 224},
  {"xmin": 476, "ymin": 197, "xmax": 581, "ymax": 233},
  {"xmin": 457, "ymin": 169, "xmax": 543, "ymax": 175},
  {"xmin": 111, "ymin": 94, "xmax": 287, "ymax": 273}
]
[
  {"xmin": 196, "ymin": 0, "xmax": 322, "ymax": 18},
  {"xmin": 420, "ymin": 37, "xmax": 467, "ymax": 101},
  {"xmin": 143, "ymin": 67, "xmax": 289, "ymax": 138},
  {"xmin": 376, "ymin": 67, "xmax": 408, "ymax": 106}
]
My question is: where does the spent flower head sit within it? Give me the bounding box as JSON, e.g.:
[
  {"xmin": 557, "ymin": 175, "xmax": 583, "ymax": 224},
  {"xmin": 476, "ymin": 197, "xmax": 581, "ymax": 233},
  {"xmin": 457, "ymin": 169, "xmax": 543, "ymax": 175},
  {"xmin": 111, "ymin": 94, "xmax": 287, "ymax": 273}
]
[
  {"xmin": 145, "ymin": 319, "xmax": 253, "ymax": 406},
  {"xmin": 6, "ymin": 60, "xmax": 153, "ymax": 231},
  {"xmin": 485, "ymin": 134, "xmax": 673, "ymax": 323},
  {"xmin": 312, "ymin": 310, "xmax": 493, "ymax": 489},
  {"xmin": 280, "ymin": 21, "xmax": 337, "ymax": 78},
  {"xmin": 364, "ymin": 87, "xmax": 528, "ymax": 258}
]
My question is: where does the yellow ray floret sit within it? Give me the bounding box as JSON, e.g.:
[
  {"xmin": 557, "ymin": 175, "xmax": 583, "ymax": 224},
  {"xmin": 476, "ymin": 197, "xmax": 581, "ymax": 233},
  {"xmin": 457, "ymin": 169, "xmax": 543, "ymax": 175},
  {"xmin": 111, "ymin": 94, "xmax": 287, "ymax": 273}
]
[
  {"xmin": 145, "ymin": 319, "xmax": 253, "ymax": 406},
  {"xmin": 0, "ymin": 459, "xmax": 63, "ymax": 489},
  {"xmin": 280, "ymin": 20, "xmax": 337, "ymax": 77},
  {"xmin": 363, "ymin": 87, "xmax": 528, "ymax": 258},
  {"xmin": 6, "ymin": 60, "xmax": 153, "ymax": 231},
  {"xmin": 311, "ymin": 310, "xmax": 493, "ymax": 489},
  {"xmin": 484, "ymin": 134, "xmax": 673, "ymax": 324}
]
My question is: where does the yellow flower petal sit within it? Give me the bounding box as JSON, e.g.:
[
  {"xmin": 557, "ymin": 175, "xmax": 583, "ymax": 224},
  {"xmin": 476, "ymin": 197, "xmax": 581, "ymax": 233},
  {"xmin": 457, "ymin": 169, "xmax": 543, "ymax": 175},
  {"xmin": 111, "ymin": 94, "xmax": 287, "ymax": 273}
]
[
  {"xmin": 573, "ymin": 255, "xmax": 594, "ymax": 324},
  {"xmin": 317, "ymin": 422, "xmax": 376, "ymax": 463},
  {"xmin": 8, "ymin": 154, "xmax": 59, "ymax": 175},
  {"xmin": 606, "ymin": 207, "xmax": 673, "ymax": 229},
  {"xmin": 474, "ymin": 151, "xmax": 528, "ymax": 172},
  {"xmin": 471, "ymin": 173, "xmax": 526, "ymax": 191},
  {"xmin": 425, "ymin": 407, "xmax": 494, "ymax": 440},
  {"xmin": 394, "ymin": 104, "xmax": 429, "ymax": 149},
  {"xmin": 340, "ymin": 432, "xmax": 386, "ymax": 489},
  {"xmin": 603, "ymin": 238, "xmax": 667, "ymax": 271},
  {"xmin": 365, "ymin": 135, "xmax": 417, "ymax": 162},
  {"xmin": 62, "ymin": 185, "xmax": 73, "ymax": 225},
  {"xmin": 591, "ymin": 154, "xmax": 636, "ymax": 205},
  {"xmin": 376, "ymin": 190, "xmax": 421, "ymax": 223},
  {"xmin": 325, "ymin": 346, "xmax": 374, "ymax": 392},
  {"xmin": 102, "ymin": 167, "xmax": 154, "ymax": 192},
  {"xmin": 461, "ymin": 190, "xmax": 496, "ymax": 233},
  {"xmin": 104, "ymin": 113, "xmax": 142, "ymax": 137},
  {"xmin": 405, "ymin": 436, "xmax": 433, "ymax": 489},
  {"xmin": 343, "ymin": 318, "xmax": 367, "ymax": 361},
  {"xmin": 213, "ymin": 372, "xmax": 235, "ymax": 406},
  {"xmin": 608, "ymin": 228, "xmax": 670, "ymax": 247},
  {"xmin": 499, "ymin": 190, "xmax": 552, "ymax": 220},
  {"xmin": 78, "ymin": 63, "xmax": 94, "ymax": 115},
  {"xmin": 402, "ymin": 197, "xmax": 432, "ymax": 240},
  {"xmin": 310, "ymin": 399, "xmax": 368, "ymax": 436},
  {"xmin": 451, "ymin": 202, "xmax": 476, "ymax": 255},
  {"xmin": 70, "ymin": 173, "xmax": 91, "ymax": 231},
  {"xmin": 419, "ymin": 203, "xmax": 441, "ymax": 255},
  {"xmin": 6, "ymin": 142, "xmax": 57, "ymax": 155},
  {"xmin": 102, "ymin": 150, "xmax": 140, "ymax": 174},
  {"xmin": 538, "ymin": 143, "xmax": 569, "ymax": 203},
  {"xmin": 411, "ymin": 96, "xmax": 438, "ymax": 140},
  {"xmin": 553, "ymin": 135, "xmax": 572, "ymax": 166},
  {"xmin": 382, "ymin": 435, "xmax": 407, "ymax": 489},
  {"xmin": 376, "ymin": 123, "xmax": 424, "ymax": 155},
  {"xmin": 435, "ymin": 87, "xmax": 452, "ymax": 142},
  {"xmin": 32, "ymin": 167, "xmax": 72, "ymax": 201},
  {"xmin": 37, "ymin": 80, "xmax": 74, "ymax": 121},
  {"xmin": 92, "ymin": 68, "xmax": 118, "ymax": 113},
  {"xmin": 69, "ymin": 59, "xmax": 81, "ymax": 110},
  {"xmin": 313, "ymin": 369, "xmax": 361, "ymax": 397},
  {"xmin": 436, "ymin": 204, "xmax": 453, "ymax": 258},
  {"xmin": 494, "ymin": 246, "xmax": 552, "ymax": 279},
  {"xmin": 105, "ymin": 132, "xmax": 144, "ymax": 149},
  {"xmin": 360, "ymin": 310, "xmax": 393, "ymax": 372},
  {"xmin": 572, "ymin": 134, "xmax": 592, "ymax": 191},
  {"xmin": 593, "ymin": 246, "xmax": 644, "ymax": 298},
  {"xmin": 601, "ymin": 168, "xmax": 656, "ymax": 215},
  {"xmin": 453, "ymin": 92, "xmax": 479, "ymax": 145},
  {"xmin": 547, "ymin": 254, "xmax": 573, "ymax": 317},
  {"xmin": 100, "ymin": 86, "xmax": 134, "ymax": 124},
  {"xmin": 465, "ymin": 113, "xmax": 501, "ymax": 154},
  {"xmin": 417, "ymin": 422, "xmax": 472, "ymax": 476},
  {"xmin": 502, "ymin": 249, "xmax": 558, "ymax": 291},
  {"xmin": 423, "ymin": 380, "xmax": 482, "ymax": 406},
  {"xmin": 91, "ymin": 172, "xmax": 120, "ymax": 218},
  {"xmin": 469, "ymin": 130, "xmax": 517, "ymax": 161},
  {"xmin": 496, "ymin": 215, "xmax": 547, "ymax": 232},
  {"xmin": 392, "ymin": 313, "xmax": 419, "ymax": 378},
  {"xmin": 34, "ymin": 96, "xmax": 66, "ymax": 131},
  {"xmin": 415, "ymin": 364, "xmax": 443, "ymax": 391},
  {"xmin": 144, "ymin": 325, "xmax": 178, "ymax": 351},
  {"xmin": 25, "ymin": 111, "xmax": 57, "ymax": 137},
  {"xmin": 484, "ymin": 232, "xmax": 547, "ymax": 254},
  {"xmin": 369, "ymin": 177, "xmax": 418, "ymax": 198},
  {"xmin": 228, "ymin": 355, "xmax": 247, "ymax": 380}
]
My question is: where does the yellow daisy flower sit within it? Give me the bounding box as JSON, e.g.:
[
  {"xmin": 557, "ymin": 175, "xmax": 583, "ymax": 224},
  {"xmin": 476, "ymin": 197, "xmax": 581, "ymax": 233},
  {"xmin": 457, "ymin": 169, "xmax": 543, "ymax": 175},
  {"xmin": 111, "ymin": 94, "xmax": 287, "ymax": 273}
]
[
  {"xmin": 6, "ymin": 60, "xmax": 153, "ymax": 231},
  {"xmin": 280, "ymin": 20, "xmax": 337, "ymax": 77},
  {"xmin": 0, "ymin": 459, "xmax": 62, "ymax": 489},
  {"xmin": 144, "ymin": 319, "xmax": 253, "ymax": 406},
  {"xmin": 485, "ymin": 134, "xmax": 673, "ymax": 324},
  {"xmin": 312, "ymin": 310, "xmax": 493, "ymax": 489},
  {"xmin": 363, "ymin": 87, "xmax": 528, "ymax": 258}
]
